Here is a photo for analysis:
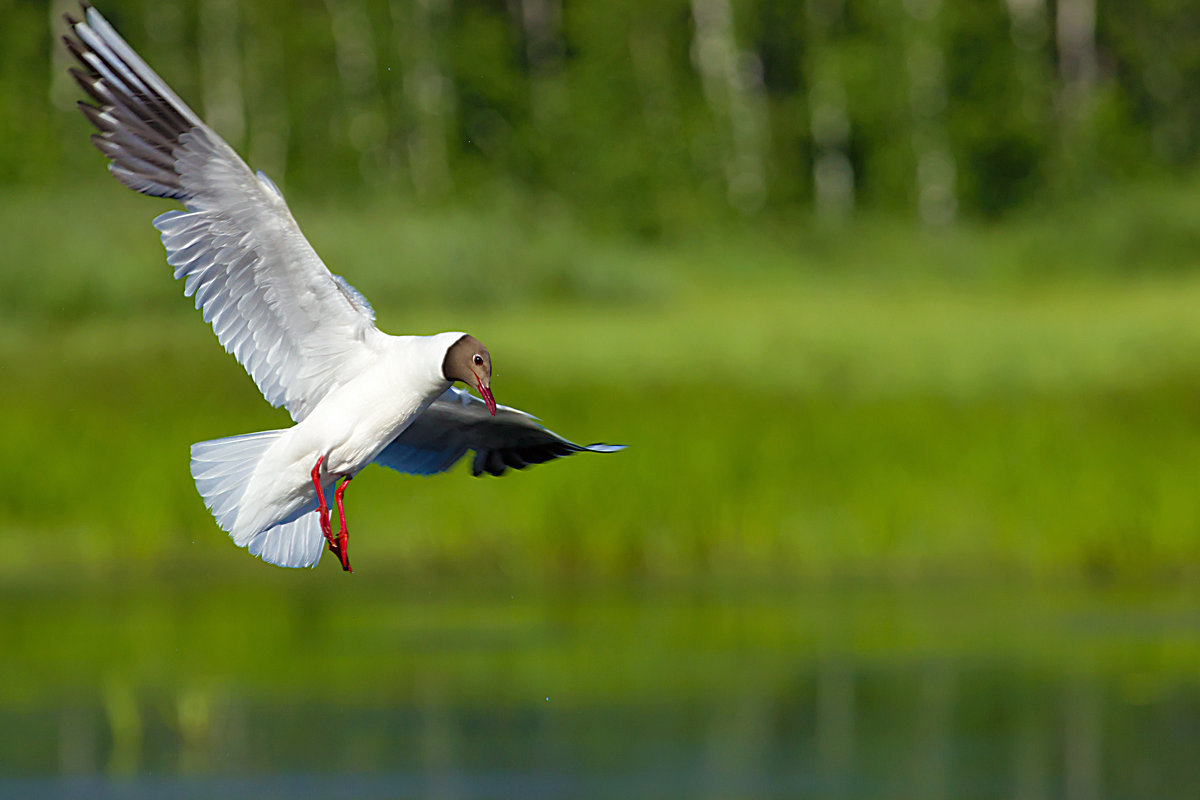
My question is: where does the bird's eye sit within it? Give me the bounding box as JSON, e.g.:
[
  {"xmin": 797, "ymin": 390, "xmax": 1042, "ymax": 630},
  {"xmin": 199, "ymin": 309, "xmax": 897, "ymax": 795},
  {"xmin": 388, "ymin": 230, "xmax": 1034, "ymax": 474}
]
[{"xmin": 473, "ymin": 354, "xmax": 484, "ymax": 366}]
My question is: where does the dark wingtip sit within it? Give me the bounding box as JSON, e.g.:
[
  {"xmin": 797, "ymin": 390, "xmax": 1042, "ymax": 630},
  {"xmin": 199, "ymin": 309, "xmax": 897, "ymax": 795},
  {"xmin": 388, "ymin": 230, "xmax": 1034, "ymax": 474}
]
[
  {"xmin": 71, "ymin": 73, "xmax": 107, "ymax": 105},
  {"xmin": 62, "ymin": 32, "xmax": 85, "ymax": 62},
  {"xmin": 76, "ymin": 101, "xmax": 106, "ymax": 129},
  {"xmin": 467, "ymin": 439, "xmax": 625, "ymax": 479}
]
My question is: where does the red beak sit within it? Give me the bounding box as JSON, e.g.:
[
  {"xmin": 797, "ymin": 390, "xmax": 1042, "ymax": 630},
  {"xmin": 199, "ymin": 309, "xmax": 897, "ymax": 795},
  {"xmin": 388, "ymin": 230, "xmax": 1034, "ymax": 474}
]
[{"xmin": 476, "ymin": 376, "xmax": 497, "ymax": 416}]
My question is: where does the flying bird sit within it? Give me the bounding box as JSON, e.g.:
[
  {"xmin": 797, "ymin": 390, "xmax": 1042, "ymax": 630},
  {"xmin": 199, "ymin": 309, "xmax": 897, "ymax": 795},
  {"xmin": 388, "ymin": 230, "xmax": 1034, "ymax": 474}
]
[{"xmin": 63, "ymin": 4, "xmax": 622, "ymax": 572}]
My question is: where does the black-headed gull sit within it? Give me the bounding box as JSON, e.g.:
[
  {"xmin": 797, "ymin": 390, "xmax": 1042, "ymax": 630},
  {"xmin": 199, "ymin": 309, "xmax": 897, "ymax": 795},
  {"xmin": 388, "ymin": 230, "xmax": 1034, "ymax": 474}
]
[{"xmin": 64, "ymin": 5, "xmax": 623, "ymax": 572}]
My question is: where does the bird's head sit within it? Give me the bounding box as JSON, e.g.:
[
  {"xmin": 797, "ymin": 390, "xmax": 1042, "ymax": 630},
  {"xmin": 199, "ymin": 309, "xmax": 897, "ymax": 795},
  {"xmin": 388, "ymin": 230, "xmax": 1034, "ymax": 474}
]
[{"xmin": 442, "ymin": 334, "xmax": 496, "ymax": 415}]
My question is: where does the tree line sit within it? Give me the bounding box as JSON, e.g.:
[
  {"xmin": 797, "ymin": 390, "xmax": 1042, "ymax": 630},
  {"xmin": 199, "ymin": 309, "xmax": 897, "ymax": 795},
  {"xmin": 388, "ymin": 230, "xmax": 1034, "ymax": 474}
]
[{"xmin": 3, "ymin": 0, "xmax": 1198, "ymax": 232}]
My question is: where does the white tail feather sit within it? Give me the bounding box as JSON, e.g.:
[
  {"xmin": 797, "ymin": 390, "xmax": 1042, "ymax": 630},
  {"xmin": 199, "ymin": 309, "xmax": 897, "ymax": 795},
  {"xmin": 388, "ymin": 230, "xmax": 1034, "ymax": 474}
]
[
  {"xmin": 246, "ymin": 510, "xmax": 325, "ymax": 569},
  {"xmin": 191, "ymin": 431, "xmax": 325, "ymax": 568}
]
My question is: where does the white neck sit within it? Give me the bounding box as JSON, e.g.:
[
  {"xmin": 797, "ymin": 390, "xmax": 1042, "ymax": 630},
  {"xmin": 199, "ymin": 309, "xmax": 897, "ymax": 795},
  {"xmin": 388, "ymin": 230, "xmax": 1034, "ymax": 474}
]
[{"xmin": 382, "ymin": 331, "xmax": 466, "ymax": 394}]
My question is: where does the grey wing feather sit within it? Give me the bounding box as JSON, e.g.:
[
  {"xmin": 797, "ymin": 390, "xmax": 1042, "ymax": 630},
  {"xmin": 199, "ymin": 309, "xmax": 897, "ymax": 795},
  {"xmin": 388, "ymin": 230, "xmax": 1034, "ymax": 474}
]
[
  {"xmin": 374, "ymin": 388, "xmax": 625, "ymax": 478},
  {"xmin": 65, "ymin": 6, "xmax": 382, "ymax": 421}
]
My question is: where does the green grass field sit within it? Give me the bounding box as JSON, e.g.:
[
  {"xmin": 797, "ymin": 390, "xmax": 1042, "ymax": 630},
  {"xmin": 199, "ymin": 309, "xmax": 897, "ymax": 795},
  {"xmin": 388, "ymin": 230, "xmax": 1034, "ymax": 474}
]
[{"xmin": 5, "ymin": 180, "xmax": 1200, "ymax": 585}]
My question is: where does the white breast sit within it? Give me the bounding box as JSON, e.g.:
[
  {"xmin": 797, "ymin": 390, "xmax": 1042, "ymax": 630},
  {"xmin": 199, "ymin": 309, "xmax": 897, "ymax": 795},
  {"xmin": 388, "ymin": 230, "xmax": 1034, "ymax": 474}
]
[{"xmin": 230, "ymin": 333, "xmax": 457, "ymax": 539}]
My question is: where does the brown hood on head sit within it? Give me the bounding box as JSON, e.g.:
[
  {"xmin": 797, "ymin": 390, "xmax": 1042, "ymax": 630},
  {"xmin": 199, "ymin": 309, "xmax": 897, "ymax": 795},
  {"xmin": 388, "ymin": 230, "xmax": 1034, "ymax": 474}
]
[{"xmin": 442, "ymin": 334, "xmax": 496, "ymax": 414}]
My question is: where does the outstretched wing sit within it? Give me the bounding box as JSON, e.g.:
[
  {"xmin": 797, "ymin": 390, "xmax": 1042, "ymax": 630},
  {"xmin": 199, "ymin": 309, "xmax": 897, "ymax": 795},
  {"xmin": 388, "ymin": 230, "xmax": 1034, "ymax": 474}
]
[
  {"xmin": 64, "ymin": 6, "xmax": 383, "ymax": 421},
  {"xmin": 374, "ymin": 388, "xmax": 625, "ymax": 477}
]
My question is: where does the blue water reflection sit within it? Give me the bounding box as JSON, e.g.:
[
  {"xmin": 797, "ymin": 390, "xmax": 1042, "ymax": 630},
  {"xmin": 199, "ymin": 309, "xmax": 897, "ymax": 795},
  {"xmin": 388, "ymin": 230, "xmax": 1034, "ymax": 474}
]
[{"xmin": 2, "ymin": 579, "xmax": 1198, "ymax": 799}]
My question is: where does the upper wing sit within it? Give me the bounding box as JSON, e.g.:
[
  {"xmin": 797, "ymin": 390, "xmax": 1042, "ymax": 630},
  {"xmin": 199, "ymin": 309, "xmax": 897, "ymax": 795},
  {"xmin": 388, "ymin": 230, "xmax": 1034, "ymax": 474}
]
[
  {"xmin": 64, "ymin": 6, "xmax": 383, "ymax": 421},
  {"xmin": 374, "ymin": 388, "xmax": 626, "ymax": 477}
]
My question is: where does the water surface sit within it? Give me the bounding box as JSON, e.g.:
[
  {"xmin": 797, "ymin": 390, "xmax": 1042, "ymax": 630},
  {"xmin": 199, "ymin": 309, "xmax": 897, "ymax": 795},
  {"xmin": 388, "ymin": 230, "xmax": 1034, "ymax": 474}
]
[{"xmin": 2, "ymin": 576, "xmax": 1197, "ymax": 798}]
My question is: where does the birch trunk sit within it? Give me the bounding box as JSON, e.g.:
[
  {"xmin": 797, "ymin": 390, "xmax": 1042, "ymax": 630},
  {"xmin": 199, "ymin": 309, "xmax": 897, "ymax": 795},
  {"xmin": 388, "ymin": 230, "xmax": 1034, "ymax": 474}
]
[
  {"xmin": 690, "ymin": 0, "xmax": 767, "ymax": 214},
  {"xmin": 904, "ymin": 0, "xmax": 956, "ymax": 225},
  {"xmin": 391, "ymin": 0, "xmax": 453, "ymax": 199},
  {"xmin": 514, "ymin": 0, "xmax": 566, "ymax": 131},
  {"xmin": 1054, "ymin": 0, "xmax": 1097, "ymax": 187},
  {"xmin": 805, "ymin": 0, "xmax": 854, "ymax": 221},
  {"xmin": 1004, "ymin": 0, "xmax": 1050, "ymax": 125},
  {"xmin": 1056, "ymin": 0, "xmax": 1097, "ymax": 97}
]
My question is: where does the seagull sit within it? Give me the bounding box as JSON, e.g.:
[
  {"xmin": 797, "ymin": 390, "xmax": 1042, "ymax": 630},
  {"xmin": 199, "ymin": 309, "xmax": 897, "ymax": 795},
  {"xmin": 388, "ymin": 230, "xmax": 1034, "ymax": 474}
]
[{"xmin": 63, "ymin": 5, "xmax": 623, "ymax": 572}]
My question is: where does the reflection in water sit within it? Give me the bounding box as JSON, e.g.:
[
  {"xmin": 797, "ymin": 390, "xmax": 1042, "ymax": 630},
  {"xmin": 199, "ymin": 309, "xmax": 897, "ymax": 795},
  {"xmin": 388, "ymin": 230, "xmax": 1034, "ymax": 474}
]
[
  {"xmin": 1, "ymin": 579, "xmax": 1198, "ymax": 798},
  {"xmin": 816, "ymin": 659, "xmax": 854, "ymax": 784},
  {"xmin": 1064, "ymin": 675, "xmax": 1100, "ymax": 800}
]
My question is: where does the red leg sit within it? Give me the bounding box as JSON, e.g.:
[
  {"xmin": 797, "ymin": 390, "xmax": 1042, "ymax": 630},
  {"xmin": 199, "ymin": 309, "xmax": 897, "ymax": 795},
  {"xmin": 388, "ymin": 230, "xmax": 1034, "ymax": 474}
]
[
  {"xmin": 333, "ymin": 476, "xmax": 353, "ymax": 573},
  {"xmin": 311, "ymin": 456, "xmax": 339, "ymax": 557}
]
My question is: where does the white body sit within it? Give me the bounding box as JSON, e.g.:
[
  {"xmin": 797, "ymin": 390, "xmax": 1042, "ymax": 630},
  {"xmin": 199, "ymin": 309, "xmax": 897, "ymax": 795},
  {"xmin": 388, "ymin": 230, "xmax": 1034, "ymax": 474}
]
[{"xmin": 232, "ymin": 333, "xmax": 458, "ymax": 539}]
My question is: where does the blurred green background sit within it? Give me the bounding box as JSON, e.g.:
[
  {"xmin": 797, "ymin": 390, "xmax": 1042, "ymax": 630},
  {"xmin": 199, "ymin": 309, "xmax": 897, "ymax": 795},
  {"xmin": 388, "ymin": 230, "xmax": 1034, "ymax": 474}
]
[{"xmin": 3, "ymin": 0, "xmax": 1200, "ymax": 796}]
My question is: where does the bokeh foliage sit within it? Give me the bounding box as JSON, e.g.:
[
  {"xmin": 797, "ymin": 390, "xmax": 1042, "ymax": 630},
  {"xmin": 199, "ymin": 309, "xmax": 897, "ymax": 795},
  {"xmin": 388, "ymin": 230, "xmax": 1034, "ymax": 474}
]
[{"xmin": 2, "ymin": 0, "xmax": 1200, "ymax": 231}]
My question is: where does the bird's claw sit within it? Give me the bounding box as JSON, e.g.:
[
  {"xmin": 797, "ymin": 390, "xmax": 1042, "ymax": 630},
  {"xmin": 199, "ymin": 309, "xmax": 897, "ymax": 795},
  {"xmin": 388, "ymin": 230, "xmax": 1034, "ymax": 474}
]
[
  {"xmin": 325, "ymin": 536, "xmax": 351, "ymax": 572},
  {"xmin": 333, "ymin": 474, "xmax": 353, "ymax": 572},
  {"xmin": 313, "ymin": 457, "xmax": 353, "ymax": 573},
  {"xmin": 318, "ymin": 512, "xmax": 351, "ymax": 572}
]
